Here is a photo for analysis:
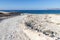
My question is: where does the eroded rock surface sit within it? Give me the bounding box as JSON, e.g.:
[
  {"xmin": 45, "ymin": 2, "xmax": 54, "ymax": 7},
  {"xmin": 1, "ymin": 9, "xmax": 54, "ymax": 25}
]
[
  {"xmin": 0, "ymin": 12, "xmax": 21, "ymax": 21},
  {"xmin": 0, "ymin": 14, "xmax": 60, "ymax": 40}
]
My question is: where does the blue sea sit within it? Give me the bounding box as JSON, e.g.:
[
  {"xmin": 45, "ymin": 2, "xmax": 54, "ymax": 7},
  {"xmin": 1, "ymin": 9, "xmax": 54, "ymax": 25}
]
[{"xmin": 0, "ymin": 10, "xmax": 60, "ymax": 14}]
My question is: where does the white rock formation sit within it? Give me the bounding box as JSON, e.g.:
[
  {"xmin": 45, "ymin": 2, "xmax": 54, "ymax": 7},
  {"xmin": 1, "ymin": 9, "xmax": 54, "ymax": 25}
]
[{"xmin": 0, "ymin": 14, "xmax": 60, "ymax": 40}]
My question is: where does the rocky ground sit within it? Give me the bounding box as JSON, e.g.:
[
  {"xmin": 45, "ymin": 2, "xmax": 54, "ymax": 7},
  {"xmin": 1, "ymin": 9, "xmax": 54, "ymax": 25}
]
[
  {"xmin": 0, "ymin": 12, "xmax": 21, "ymax": 21},
  {"xmin": 0, "ymin": 12, "xmax": 60, "ymax": 40}
]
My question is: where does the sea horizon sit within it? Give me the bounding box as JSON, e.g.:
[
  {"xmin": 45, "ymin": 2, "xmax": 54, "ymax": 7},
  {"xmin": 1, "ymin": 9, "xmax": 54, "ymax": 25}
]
[{"xmin": 0, "ymin": 10, "xmax": 60, "ymax": 14}]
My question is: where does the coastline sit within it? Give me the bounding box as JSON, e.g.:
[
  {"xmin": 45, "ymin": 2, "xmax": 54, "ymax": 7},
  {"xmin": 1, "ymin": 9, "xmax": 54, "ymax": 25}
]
[{"xmin": 0, "ymin": 11, "xmax": 21, "ymax": 21}]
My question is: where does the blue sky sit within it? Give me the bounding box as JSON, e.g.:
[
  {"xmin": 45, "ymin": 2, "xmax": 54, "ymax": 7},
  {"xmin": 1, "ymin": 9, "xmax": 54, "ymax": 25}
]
[{"xmin": 0, "ymin": 0, "xmax": 60, "ymax": 10}]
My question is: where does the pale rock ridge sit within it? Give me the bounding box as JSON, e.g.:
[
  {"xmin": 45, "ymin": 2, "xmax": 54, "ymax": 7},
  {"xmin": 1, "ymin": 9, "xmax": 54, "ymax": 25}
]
[{"xmin": 0, "ymin": 14, "xmax": 60, "ymax": 40}]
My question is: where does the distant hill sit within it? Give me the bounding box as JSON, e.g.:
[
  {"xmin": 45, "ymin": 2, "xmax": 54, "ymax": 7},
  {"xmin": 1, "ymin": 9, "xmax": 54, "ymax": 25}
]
[{"xmin": 47, "ymin": 8, "xmax": 60, "ymax": 10}]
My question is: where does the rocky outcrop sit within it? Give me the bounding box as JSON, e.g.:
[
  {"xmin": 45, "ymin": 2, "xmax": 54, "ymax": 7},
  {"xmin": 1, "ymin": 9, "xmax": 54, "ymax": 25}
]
[
  {"xmin": 0, "ymin": 14, "xmax": 60, "ymax": 40},
  {"xmin": 0, "ymin": 12, "xmax": 21, "ymax": 21},
  {"xmin": 0, "ymin": 12, "xmax": 22, "ymax": 17}
]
